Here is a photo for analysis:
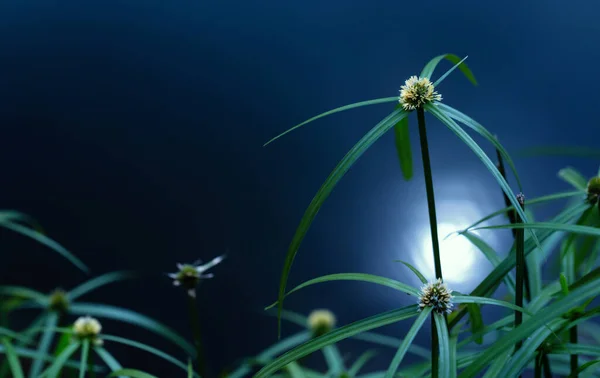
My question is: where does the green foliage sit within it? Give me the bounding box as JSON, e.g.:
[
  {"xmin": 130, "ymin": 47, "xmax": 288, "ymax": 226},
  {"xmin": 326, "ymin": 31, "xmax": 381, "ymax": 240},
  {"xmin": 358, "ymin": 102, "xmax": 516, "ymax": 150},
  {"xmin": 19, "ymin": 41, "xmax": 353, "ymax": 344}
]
[{"xmin": 2, "ymin": 52, "xmax": 600, "ymax": 378}]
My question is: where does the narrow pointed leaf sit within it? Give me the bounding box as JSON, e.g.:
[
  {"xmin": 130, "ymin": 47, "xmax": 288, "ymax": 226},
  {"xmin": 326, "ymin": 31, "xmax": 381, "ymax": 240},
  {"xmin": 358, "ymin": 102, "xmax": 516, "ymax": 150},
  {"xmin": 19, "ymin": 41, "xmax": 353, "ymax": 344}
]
[
  {"xmin": 0, "ymin": 221, "xmax": 88, "ymax": 273},
  {"xmin": 558, "ymin": 167, "xmax": 588, "ymax": 191},
  {"xmin": 255, "ymin": 305, "xmax": 420, "ymax": 378},
  {"xmin": 425, "ymin": 103, "xmax": 539, "ymax": 250},
  {"xmin": 393, "ymin": 111, "xmax": 413, "ymax": 180},
  {"xmin": 470, "ymin": 222, "xmax": 600, "ymax": 239},
  {"xmin": 274, "ymin": 108, "xmax": 409, "ymax": 337},
  {"xmin": 349, "ymin": 350, "xmax": 377, "ymax": 376},
  {"xmin": 519, "ymin": 146, "xmax": 600, "ymax": 159},
  {"xmin": 458, "ymin": 276, "xmax": 600, "ymax": 377},
  {"xmin": 466, "ymin": 304, "xmax": 484, "ymax": 345},
  {"xmin": 68, "ymin": 271, "xmax": 137, "ymax": 301},
  {"xmin": 78, "ymin": 339, "xmax": 89, "ymax": 378},
  {"xmin": 108, "ymin": 369, "xmax": 158, "ymax": 378},
  {"xmin": 419, "ymin": 54, "xmax": 477, "ymax": 86},
  {"xmin": 434, "ymin": 312, "xmax": 451, "ymax": 378},
  {"xmin": 437, "ymin": 103, "xmax": 522, "ymax": 190},
  {"xmin": 394, "ymin": 260, "xmax": 428, "ymax": 284},
  {"xmin": 29, "ymin": 312, "xmax": 58, "ymax": 378},
  {"xmin": 385, "ymin": 307, "xmax": 431, "ymax": 378},
  {"xmin": 1, "ymin": 338, "xmax": 24, "ymax": 378},
  {"xmin": 266, "ymin": 272, "xmax": 419, "ymax": 311},
  {"xmin": 94, "ymin": 347, "xmax": 124, "ymax": 377},
  {"xmin": 69, "ymin": 303, "xmax": 195, "ymax": 356},
  {"xmin": 263, "ymin": 97, "xmax": 398, "ymax": 146},
  {"xmin": 38, "ymin": 341, "xmax": 79, "ymax": 378}
]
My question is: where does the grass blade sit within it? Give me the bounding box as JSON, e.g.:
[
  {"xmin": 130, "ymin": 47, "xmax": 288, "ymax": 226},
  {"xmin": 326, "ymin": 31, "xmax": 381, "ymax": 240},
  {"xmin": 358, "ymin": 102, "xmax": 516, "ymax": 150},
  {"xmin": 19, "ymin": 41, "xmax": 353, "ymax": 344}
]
[
  {"xmin": 255, "ymin": 305, "xmax": 420, "ymax": 378},
  {"xmin": 29, "ymin": 312, "xmax": 58, "ymax": 378},
  {"xmin": 519, "ymin": 146, "xmax": 600, "ymax": 159},
  {"xmin": 393, "ymin": 110, "xmax": 413, "ymax": 180},
  {"xmin": 69, "ymin": 303, "xmax": 195, "ymax": 357},
  {"xmin": 348, "ymin": 350, "xmax": 377, "ymax": 376},
  {"xmin": 385, "ymin": 307, "xmax": 431, "ymax": 378},
  {"xmin": 0, "ymin": 221, "xmax": 88, "ymax": 273},
  {"xmin": 101, "ymin": 334, "xmax": 198, "ymax": 377},
  {"xmin": 1, "ymin": 338, "xmax": 24, "ymax": 378},
  {"xmin": 437, "ymin": 103, "xmax": 522, "ymax": 190},
  {"xmin": 68, "ymin": 271, "xmax": 137, "ymax": 301},
  {"xmin": 469, "ymin": 222, "xmax": 600, "ymax": 239},
  {"xmin": 425, "ymin": 103, "xmax": 539, "ymax": 250},
  {"xmin": 558, "ymin": 167, "xmax": 589, "ymax": 191},
  {"xmin": 434, "ymin": 312, "xmax": 450, "ymax": 378},
  {"xmin": 38, "ymin": 341, "xmax": 80, "ymax": 378},
  {"xmin": 458, "ymin": 276, "xmax": 600, "ymax": 377},
  {"xmin": 265, "ymin": 272, "xmax": 420, "ymax": 310},
  {"xmin": 108, "ymin": 369, "xmax": 158, "ymax": 378},
  {"xmin": 395, "ymin": 260, "xmax": 428, "ymax": 284},
  {"xmin": 263, "ymin": 97, "xmax": 398, "ymax": 146},
  {"xmin": 94, "ymin": 347, "xmax": 124, "ymax": 378},
  {"xmin": 78, "ymin": 339, "xmax": 89, "ymax": 378},
  {"xmin": 419, "ymin": 54, "xmax": 477, "ymax": 86},
  {"xmin": 274, "ymin": 107, "xmax": 409, "ymax": 337}
]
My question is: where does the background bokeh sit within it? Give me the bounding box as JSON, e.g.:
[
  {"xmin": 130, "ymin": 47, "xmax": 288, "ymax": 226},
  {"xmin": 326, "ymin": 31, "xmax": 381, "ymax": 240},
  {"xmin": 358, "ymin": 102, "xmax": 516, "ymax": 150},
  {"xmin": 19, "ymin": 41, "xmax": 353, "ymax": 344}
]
[{"xmin": 1, "ymin": 0, "xmax": 599, "ymax": 375}]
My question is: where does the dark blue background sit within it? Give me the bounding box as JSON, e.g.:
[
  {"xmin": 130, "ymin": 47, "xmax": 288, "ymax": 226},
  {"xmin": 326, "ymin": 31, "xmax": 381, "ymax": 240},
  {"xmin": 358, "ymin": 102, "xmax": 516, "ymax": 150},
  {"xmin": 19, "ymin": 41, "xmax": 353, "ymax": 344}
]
[{"xmin": 1, "ymin": 0, "xmax": 599, "ymax": 376}]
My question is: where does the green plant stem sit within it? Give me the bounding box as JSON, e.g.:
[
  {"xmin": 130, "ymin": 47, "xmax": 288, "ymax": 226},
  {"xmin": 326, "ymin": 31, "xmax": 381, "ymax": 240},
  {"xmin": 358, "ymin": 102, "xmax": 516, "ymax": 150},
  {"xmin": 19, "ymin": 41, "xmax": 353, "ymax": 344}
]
[
  {"xmin": 515, "ymin": 195, "xmax": 525, "ymax": 359},
  {"xmin": 496, "ymin": 148, "xmax": 531, "ymax": 300},
  {"xmin": 570, "ymin": 326, "xmax": 578, "ymax": 377},
  {"xmin": 187, "ymin": 294, "xmax": 206, "ymax": 378},
  {"xmin": 416, "ymin": 107, "xmax": 443, "ymax": 378},
  {"xmin": 542, "ymin": 353, "xmax": 552, "ymax": 378},
  {"xmin": 534, "ymin": 351, "xmax": 542, "ymax": 378}
]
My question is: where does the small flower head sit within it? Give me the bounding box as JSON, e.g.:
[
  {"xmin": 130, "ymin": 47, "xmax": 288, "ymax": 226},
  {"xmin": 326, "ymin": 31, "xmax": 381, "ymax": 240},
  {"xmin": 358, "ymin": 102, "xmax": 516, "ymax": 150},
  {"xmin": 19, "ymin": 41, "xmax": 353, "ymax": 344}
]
[
  {"xmin": 48, "ymin": 289, "xmax": 69, "ymax": 314},
  {"xmin": 517, "ymin": 192, "xmax": 525, "ymax": 207},
  {"xmin": 587, "ymin": 177, "xmax": 600, "ymax": 205},
  {"xmin": 168, "ymin": 254, "xmax": 226, "ymax": 298},
  {"xmin": 73, "ymin": 316, "xmax": 103, "ymax": 346},
  {"xmin": 418, "ymin": 278, "xmax": 454, "ymax": 314},
  {"xmin": 399, "ymin": 76, "xmax": 442, "ymax": 111},
  {"xmin": 307, "ymin": 309, "xmax": 336, "ymax": 337}
]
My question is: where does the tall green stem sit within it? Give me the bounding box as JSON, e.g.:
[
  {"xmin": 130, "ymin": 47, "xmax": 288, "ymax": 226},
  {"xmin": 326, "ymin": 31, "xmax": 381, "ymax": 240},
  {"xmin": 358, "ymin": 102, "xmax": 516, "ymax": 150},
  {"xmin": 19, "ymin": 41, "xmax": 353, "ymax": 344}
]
[
  {"xmin": 416, "ymin": 107, "xmax": 443, "ymax": 378},
  {"xmin": 515, "ymin": 193, "xmax": 525, "ymax": 361},
  {"xmin": 570, "ymin": 326, "xmax": 578, "ymax": 377},
  {"xmin": 187, "ymin": 295, "xmax": 206, "ymax": 378}
]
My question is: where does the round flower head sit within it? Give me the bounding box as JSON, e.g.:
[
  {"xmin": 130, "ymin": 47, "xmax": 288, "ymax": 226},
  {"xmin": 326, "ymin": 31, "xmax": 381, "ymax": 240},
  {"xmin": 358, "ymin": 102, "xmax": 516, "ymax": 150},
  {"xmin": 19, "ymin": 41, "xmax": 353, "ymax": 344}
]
[
  {"xmin": 168, "ymin": 254, "xmax": 226, "ymax": 298},
  {"xmin": 73, "ymin": 316, "xmax": 103, "ymax": 346},
  {"xmin": 587, "ymin": 177, "xmax": 600, "ymax": 205},
  {"xmin": 48, "ymin": 289, "xmax": 69, "ymax": 314},
  {"xmin": 399, "ymin": 76, "xmax": 442, "ymax": 111},
  {"xmin": 418, "ymin": 278, "xmax": 454, "ymax": 314},
  {"xmin": 307, "ymin": 309, "xmax": 336, "ymax": 337}
]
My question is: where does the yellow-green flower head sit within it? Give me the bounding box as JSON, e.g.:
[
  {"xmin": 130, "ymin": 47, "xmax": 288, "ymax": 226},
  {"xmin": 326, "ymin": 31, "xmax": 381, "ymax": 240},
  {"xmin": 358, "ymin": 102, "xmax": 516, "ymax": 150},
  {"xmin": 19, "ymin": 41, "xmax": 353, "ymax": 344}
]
[
  {"xmin": 418, "ymin": 278, "xmax": 454, "ymax": 314},
  {"xmin": 168, "ymin": 254, "xmax": 226, "ymax": 298},
  {"xmin": 587, "ymin": 176, "xmax": 600, "ymax": 204},
  {"xmin": 73, "ymin": 316, "xmax": 103, "ymax": 346},
  {"xmin": 399, "ymin": 76, "xmax": 442, "ymax": 111},
  {"xmin": 48, "ymin": 289, "xmax": 69, "ymax": 313},
  {"xmin": 307, "ymin": 309, "xmax": 336, "ymax": 337}
]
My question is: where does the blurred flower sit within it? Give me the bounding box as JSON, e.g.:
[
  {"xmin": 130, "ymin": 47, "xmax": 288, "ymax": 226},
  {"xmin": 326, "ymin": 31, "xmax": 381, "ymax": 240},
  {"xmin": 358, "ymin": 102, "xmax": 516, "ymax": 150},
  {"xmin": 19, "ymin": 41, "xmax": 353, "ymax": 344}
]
[
  {"xmin": 48, "ymin": 288, "xmax": 69, "ymax": 313},
  {"xmin": 168, "ymin": 254, "xmax": 226, "ymax": 298},
  {"xmin": 73, "ymin": 315, "xmax": 103, "ymax": 346},
  {"xmin": 307, "ymin": 309, "xmax": 336, "ymax": 337},
  {"xmin": 399, "ymin": 76, "xmax": 442, "ymax": 111},
  {"xmin": 418, "ymin": 278, "xmax": 454, "ymax": 314},
  {"xmin": 586, "ymin": 176, "xmax": 600, "ymax": 205}
]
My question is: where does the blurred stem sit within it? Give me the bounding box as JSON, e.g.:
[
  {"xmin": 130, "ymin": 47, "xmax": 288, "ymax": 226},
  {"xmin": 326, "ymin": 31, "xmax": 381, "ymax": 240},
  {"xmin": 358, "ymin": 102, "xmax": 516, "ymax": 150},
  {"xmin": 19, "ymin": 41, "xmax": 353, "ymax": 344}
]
[
  {"xmin": 515, "ymin": 194, "xmax": 525, "ymax": 359},
  {"xmin": 542, "ymin": 353, "xmax": 552, "ymax": 378},
  {"xmin": 534, "ymin": 352, "xmax": 542, "ymax": 378},
  {"xmin": 187, "ymin": 294, "xmax": 206, "ymax": 378},
  {"xmin": 416, "ymin": 107, "xmax": 443, "ymax": 378},
  {"xmin": 570, "ymin": 326, "xmax": 578, "ymax": 377},
  {"xmin": 496, "ymin": 148, "xmax": 531, "ymax": 300}
]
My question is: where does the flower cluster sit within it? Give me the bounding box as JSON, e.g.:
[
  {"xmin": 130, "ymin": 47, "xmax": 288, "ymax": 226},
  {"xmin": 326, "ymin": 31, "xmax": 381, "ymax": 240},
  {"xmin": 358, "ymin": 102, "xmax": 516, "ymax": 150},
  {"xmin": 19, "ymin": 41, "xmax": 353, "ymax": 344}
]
[
  {"xmin": 399, "ymin": 76, "xmax": 442, "ymax": 111},
  {"xmin": 73, "ymin": 316, "xmax": 103, "ymax": 346},
  {"xmin": 418, "ymin": 278, "xmax": 454, "ymax": 314},
  {"xmin": 168, "ymin": 254, "xmax": 226, "ymax": 298},
  {"xmin": 307, "ymin": 309, "xmax": 336, "ymax": 337},
  {"xmin": 48, "ymin": 289, "xmax": 69, "ymax": 314},
  {"xmin": 586, "ymin": 177, "xmax": 600, "ymax": 205}
]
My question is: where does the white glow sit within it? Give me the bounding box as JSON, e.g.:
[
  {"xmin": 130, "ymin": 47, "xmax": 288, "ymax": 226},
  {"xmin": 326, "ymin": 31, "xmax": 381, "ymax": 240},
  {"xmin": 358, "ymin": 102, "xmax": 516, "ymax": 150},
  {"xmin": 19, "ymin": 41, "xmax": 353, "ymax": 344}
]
[{"xmin": 418, "ymin": 222, "xmax": 477, "ymax": 284}]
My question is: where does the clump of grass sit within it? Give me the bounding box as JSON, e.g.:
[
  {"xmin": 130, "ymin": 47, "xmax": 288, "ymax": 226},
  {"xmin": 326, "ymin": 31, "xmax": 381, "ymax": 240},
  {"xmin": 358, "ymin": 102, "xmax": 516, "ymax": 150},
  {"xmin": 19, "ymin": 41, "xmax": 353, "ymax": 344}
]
[{"xmin": 2, "ymin": 53, "xmax": 600, "ymax": 378}]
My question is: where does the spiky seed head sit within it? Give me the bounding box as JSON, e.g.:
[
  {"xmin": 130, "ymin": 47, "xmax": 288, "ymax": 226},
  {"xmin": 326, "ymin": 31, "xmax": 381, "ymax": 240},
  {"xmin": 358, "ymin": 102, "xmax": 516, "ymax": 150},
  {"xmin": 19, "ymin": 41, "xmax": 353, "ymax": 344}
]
[
  {"xmin": 48, "ymin": 289, "xmax": 69, "ymax": 314},
  {"xmin": 517, "ymin": 192, "xmax": 525, "ymax": 207},
  {"xmin": 399, "ymin": 76, "xmax": 442, "ymax": 111},
  {"xmin": 168, "ymin": 254, "xmax": 226, "ymax": 298},
  {"xmin": 418, "ymin": 278, "xmax": 454, "ymax": 314},
  {"xmin": 73, "ymin": 316, "xmax": 103, "ymax": 346},
  {"xmin": 307, "ymin": 309, "xmax": 336, "ymax": 337},
  {"xmin": 587, "ymin": 177, "xmax": 600, "ymax": 205}
]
